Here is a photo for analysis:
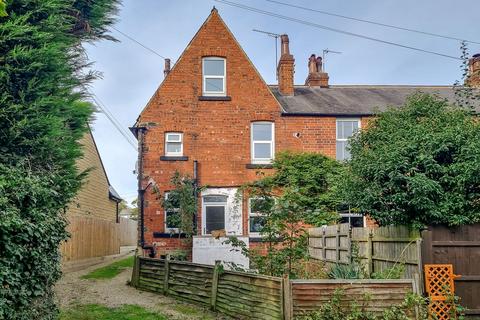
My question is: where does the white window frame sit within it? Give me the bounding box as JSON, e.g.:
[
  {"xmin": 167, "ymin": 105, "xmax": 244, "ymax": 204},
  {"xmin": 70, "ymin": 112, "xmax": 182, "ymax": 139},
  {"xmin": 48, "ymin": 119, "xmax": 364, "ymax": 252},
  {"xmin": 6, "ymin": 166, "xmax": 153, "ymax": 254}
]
[
  {"xmin": 202, "ymin": 195, "xmax": 228, "ymax": 236},
  {"xmin": 336, "ymin": 118, "xmax": 361, "ymax": 161},
  {"xmin": 164, "ymin": 132, "xmax": 183, "ymax": 157},
  {"xmin": 248, "ymin": 198, "xmax": 269, "ymax": 237},
  {"xmin": 202, "ymin": 57, "xmax": 226, "ymax": 96},
  {"xmin": 251, "ymin": 122, "xmax": 275, "ymax": 164},
  {"xmin": 164, "ymin": 192, "xmax": 180, "ymax": 233}
]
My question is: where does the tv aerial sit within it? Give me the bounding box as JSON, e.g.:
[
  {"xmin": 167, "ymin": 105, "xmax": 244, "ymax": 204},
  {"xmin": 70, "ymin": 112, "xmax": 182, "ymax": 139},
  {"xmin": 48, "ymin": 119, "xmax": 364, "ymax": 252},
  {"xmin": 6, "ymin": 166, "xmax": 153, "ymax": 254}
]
[
  {"xmin": 253, "ymin": 29, "xmax": 282, "ymax": 79},
  {"xmin": 322, "ymin": 49, "xmax": 342, "ymax": 72}
]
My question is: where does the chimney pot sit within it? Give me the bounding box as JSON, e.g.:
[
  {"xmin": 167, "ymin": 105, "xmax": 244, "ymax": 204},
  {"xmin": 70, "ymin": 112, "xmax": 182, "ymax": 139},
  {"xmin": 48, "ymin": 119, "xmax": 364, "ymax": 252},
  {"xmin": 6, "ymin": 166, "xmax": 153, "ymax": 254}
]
[
  {"xmin": 280, "ymin": 34, "xmax": 290, "ymax": 56},
  {"xmin": 164, "ymin": 58, "xmax": 171, "ymax": 78},
  {"xmin": 468, "ymin": 53, "xmax": 480, "ymax": 88},
  {"xmin": 305, "ymin": 54, "xmax": 329, "ymax": 88}
]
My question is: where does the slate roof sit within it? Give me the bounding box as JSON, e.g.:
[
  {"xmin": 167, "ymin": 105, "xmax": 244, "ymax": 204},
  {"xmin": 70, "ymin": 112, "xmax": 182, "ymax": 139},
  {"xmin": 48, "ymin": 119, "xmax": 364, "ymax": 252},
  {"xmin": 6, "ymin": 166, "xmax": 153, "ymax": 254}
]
[
  {"xmin": 269, "ymin": 85, "xmax": 480, "ymax": 116},
  {"xmin": 108, "ymin": 185, "xmax": 123, "ymax": 203}
]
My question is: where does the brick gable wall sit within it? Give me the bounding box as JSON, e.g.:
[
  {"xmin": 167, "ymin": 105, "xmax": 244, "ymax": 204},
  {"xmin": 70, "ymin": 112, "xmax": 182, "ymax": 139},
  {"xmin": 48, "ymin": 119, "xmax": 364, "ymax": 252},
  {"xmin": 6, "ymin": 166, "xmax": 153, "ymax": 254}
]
[{"xmin": 136, "ymin": 10, "xmax": 369, "ymax": 257}]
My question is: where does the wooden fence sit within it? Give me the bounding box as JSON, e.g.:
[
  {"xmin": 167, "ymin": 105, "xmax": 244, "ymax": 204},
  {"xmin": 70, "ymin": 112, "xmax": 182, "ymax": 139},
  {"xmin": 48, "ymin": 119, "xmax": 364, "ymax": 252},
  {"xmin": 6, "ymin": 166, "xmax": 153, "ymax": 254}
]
[
  {"xmin": 309, "ymin": 224, "xmax": 423, "ymax": 279},
  {"xmin": 132, "ymin": 257, "xmax": 417, "ymax": 320},
  {"xmin": 422, "ymin": 224, "xmax": 480, "ymax": 317},
  {"xmin": 119, "ymin": 217, "xmax": 137, "ymax": 246},
  {"xmin": 61, "ymin": 215, "xmax": 120, "ymax": 262},
  {"xmin": 290, "ymin": 279, "xmax": 417, "ymax": 317}
]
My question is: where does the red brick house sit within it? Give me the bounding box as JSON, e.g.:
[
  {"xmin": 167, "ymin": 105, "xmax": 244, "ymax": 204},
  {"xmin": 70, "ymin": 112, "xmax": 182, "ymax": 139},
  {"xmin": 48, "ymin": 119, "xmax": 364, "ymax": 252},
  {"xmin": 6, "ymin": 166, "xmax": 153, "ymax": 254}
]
[{"xmin": 132, "ymin": 8, "xmax": 480, "ymax": 266}]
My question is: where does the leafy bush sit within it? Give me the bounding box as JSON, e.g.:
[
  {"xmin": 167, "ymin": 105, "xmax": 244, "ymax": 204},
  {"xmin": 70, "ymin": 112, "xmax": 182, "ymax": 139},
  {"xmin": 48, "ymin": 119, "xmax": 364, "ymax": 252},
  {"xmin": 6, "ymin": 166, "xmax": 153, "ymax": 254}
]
[
  {"xmin": 344, "ymin": 93, "xmax": 480, "ymax": 228},
  {"xmin": 0, "ymin": 1, "xmax": 118, "ymax": 319},
  {"xmin": 225, "ymin": 151, "xmax": 342, "ymax": 277}
]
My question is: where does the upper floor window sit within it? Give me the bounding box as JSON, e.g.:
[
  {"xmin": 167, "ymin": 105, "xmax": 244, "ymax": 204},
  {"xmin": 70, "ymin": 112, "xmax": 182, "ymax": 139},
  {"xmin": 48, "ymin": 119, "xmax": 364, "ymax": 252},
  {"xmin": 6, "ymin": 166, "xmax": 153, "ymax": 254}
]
[
  {"xmin": 251, "ymin": 122, "xmax": 274, "ymax": 164},
  {"xmin": 165, "ymin": 132, "xmax": 183, "ymax": 156},
  {"xmin": 336, "ymin": 119, "xmax": 360, "ymax": 161},
  {"xmin": 202, "ymin": 57, "xmax": 226, "ymax": 96}
]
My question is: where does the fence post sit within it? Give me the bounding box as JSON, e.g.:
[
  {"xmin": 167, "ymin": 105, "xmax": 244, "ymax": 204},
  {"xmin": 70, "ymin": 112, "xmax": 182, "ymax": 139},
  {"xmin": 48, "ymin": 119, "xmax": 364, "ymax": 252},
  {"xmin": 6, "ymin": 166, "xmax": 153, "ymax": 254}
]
[
  {"xmin": 336, "ymin": 224, "xmax": 341, "ymax": 263},
  {"xmin": 366, "ymin": 229, "xmax": 374, "ymax": 276},
  {"xmin": 131, "ymin": 255, "xmax": 140, "ymax": 287},
  {"xmin": 282, "ymin": 275, "xmax": 292, "ymax": 320},
  {"xmin": 322, "ymin": 228, "xmax": 326, "ymax": 261},
  {"xmin": 210, "ymin": 260, "xmax": 221, "ymax": 311},
  {"xmin": 163, "ymin": 254, "xmax": 171, "ymax": 295}
]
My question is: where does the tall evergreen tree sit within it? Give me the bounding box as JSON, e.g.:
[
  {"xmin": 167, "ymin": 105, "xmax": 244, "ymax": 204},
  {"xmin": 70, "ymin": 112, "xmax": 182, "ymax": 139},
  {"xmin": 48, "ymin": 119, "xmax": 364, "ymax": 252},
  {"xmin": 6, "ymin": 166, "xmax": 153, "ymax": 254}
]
[{"xmin": 0, "ymin": 1, "xmax": 119, "ymax": 319}]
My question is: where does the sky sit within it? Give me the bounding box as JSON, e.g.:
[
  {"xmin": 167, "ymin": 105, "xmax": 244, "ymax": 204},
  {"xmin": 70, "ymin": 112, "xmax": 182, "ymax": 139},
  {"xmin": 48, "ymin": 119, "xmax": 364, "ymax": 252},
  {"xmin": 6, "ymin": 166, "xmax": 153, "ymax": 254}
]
[{"xmin": 84, "ymin": 0, "xmax": 480, "ymax": 203}]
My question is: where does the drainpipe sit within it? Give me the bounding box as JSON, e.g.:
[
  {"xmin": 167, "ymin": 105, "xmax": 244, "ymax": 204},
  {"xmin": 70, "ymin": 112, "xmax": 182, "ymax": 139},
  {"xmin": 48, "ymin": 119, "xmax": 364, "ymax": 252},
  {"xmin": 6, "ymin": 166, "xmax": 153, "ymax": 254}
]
[
  {"xmin": 193, "ymin": 160, "xmax": 199, "ymax": 234},
  {"xmin": 136, "ymin": 127, "xmax": 156, "ymax": 257}
]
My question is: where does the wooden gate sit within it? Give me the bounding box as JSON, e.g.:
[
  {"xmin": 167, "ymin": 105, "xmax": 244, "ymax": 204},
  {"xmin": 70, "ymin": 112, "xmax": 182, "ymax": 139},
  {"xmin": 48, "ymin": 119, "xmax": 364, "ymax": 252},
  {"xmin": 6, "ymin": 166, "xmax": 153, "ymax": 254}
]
[{"xmin": 422, "ymin": 224, "xmax": 480, "ymax": 317}]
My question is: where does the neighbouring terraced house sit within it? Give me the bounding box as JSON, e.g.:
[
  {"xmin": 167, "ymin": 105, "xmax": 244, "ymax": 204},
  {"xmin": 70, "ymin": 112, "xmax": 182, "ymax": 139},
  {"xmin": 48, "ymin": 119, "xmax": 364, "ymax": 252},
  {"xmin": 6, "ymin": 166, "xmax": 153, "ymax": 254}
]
[{"xmin": 131, "ymin": 8, "xmax": 480, "ymax": 267}]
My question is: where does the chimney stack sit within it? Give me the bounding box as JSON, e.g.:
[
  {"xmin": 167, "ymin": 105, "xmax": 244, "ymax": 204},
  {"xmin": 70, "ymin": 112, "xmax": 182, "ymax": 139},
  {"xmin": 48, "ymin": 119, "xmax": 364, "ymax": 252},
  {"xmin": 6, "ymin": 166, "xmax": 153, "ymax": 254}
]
[
  {"xmin": 305, "ymin": 54, "xmax": 329, "ymax": 88},
  {"xmin": 277, "ymin": 34, "xmax": 295, "ymax": 96},
  {"xmin": 164, "ymin": 58, "xmax": 171, "ymax": 78},
  {"xmin": 467, "ymin": 54, "xmax": 480, "ymax": 88}
]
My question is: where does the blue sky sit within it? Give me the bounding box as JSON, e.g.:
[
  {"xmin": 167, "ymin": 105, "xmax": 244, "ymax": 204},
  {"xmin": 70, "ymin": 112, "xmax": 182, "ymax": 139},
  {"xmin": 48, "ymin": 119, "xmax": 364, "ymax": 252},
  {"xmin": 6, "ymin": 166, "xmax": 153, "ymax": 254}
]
[{"xmin": 85, "ymin": 0, "xmax": 480, "ymax": 203}]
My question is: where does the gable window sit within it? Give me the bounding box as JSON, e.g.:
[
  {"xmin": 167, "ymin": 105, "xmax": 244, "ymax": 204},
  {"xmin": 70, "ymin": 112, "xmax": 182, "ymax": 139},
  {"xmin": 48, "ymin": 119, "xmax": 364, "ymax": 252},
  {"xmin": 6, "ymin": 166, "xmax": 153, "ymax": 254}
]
[
  {"xmin": 249, "ymin": 197, "xmax": 274, "ymax": 236},
  {"xmin": 202, "ymin": 195, "xmax": 227, "ymax": 235},
  {"xmin": 165, "ymin": 132, "xmax": 183, "ymax": 156},
  {"xmin": 202, "ymin": 57, "xmax": 226, "ymax": 96},
  {"xmin": 336, "ymin": 119, "xmax": 360, "ymax": 161},
  {"xmin": 251, "ymin": 122, "xmax": 274, "ymax": 164},
  {"xmin": 164, "ymin": 192, "xmax": 180, "ymax": 233}
]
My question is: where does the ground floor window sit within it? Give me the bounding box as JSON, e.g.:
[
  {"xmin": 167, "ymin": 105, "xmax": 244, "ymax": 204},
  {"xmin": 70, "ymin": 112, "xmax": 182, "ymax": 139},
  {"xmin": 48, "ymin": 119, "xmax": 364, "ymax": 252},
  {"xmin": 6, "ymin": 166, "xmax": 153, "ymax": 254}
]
[
  {"xmin": 248, "ymin": 197, "xmax": 274, "ymax": 236},
  {"xmin": 202, "ymin": 195, "xmax": 227, "ymax": 235},
  {"xmin": 164, "ymin": 192, "xmax": 180, "ymax": 233}
]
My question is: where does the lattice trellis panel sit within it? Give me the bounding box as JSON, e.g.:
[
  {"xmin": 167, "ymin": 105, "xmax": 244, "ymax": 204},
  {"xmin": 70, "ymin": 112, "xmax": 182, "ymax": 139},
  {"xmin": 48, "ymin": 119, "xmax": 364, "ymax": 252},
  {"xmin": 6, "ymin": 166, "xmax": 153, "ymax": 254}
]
[{"xmin": 424, "ymin": 264, "xmax": 460, "ymax": 320}]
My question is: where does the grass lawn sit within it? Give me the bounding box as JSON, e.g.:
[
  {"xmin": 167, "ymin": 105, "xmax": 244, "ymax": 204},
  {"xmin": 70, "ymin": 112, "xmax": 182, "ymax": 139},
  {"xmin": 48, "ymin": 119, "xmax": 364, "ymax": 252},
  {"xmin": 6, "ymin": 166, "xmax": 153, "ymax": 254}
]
[
  {"xmin": 60, "ymin": 304, "xmax": 167, "ymax": 320},
  {"xmin": 81, "ymin": 256, "xmax": 134, "ymax": 279}
]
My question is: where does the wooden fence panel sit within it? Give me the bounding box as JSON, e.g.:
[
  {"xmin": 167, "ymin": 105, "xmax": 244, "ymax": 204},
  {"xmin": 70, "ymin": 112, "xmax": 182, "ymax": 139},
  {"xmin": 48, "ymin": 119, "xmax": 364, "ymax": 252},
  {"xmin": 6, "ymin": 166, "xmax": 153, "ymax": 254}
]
[
  {"xmin": 61, "ymin": 215, "xmax": 120, "ymax": 262},
  {"xmin": 291, "ymin": 279, "xmax": 416, "ymax": 317},
  {"xmin": 168, "ymin": 261, "xmax": 214, "ymax": 306},
  {"xmin": 119, "ymin": 217, "xmax": 138, "ymax": 246},
  {"xmin": 216, "ymin": 271, "xmax": 283, "ymax": 320},
  {"xmin": 309, "ymin": 224, "xmax": 422, "ymax": 279},
  {"xmin": 422, "ymin": 224, "xmax": 480, "ymax": 316}
]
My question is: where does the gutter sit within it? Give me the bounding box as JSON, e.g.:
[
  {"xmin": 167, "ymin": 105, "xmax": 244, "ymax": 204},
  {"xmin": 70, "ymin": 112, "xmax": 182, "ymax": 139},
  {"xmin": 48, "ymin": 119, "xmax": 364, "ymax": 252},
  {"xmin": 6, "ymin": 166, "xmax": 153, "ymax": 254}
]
[{"xmin": 281, "ymin": 112, "xmax": 374, "ymax": 117}]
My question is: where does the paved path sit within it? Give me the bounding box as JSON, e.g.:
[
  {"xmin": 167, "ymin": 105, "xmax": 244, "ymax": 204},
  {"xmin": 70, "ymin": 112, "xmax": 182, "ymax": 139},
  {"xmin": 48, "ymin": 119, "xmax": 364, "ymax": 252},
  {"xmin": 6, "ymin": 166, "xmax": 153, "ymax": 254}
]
[{"xmin": 56, "ymin": 255, "xmax": 225, "ymax": 319}]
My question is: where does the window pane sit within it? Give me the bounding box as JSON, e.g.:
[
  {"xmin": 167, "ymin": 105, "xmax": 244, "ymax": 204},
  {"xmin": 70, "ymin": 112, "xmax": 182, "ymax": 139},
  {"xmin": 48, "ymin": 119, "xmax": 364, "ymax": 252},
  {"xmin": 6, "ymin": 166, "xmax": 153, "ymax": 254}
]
[
  {"xmin": 254, "ymin": 143, "xmax": 271, "ymax": 159},
  {"xmin": 205, "ymin": 206, "xmax": 225, "ymax": 234},
  {"xmin": 167, "ymin": 133, "xmax": 181, "ymax": 142},
  {"xmin": 336, "ymin": 141, "xmax": 346, "ymax": 160},
  {"xmin": 204, "ymin": 59, "xmax": 225, "ymax": 76},
  {"xmin": 337, "ymin": 121, "xmax": 359, "ymax": 139},
  {"xmin": 250, "ymin": 198, "xmax": 274, "ymax": 213},
  {"xmin": 252, "ymin": 123, "xmax": 272, "ymax": 141},
  {"xmin": 249, "ymin": 216, "xmax": 266, "ymax": 233},
  {"xmin": 166, "ymin": 142, "xmax": 181, "ymax": 153},
  {"xmin": 203, "ymin": 195, "xmax": 228, "ymax": 203},
  {"xmin": 336, "ymin": 121, "xmax": 344, "ymax": 139},
  {"xmin": 166, "ymin": 210, "xmax": 180, "ymax": 229},
  {"xmin": 205, "ymin": 78, "xmax": 224, "ymax": 92}
]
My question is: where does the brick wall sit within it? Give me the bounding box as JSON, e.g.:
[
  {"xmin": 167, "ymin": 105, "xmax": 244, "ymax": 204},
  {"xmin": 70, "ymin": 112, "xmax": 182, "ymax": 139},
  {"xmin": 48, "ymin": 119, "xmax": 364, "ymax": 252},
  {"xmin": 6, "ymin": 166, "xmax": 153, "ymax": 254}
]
[
  {"xmin": 66, "ymin": 130, "xmax": 117, "ymax": 222},
  {"xmin": 136, "ymin": 9, "xmax": 370, "ymax": 257}
]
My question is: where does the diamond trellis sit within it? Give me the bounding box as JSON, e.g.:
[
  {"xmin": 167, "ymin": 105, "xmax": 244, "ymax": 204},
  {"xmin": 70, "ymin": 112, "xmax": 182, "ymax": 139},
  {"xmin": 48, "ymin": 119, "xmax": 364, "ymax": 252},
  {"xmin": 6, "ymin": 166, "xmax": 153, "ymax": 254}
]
[{"xmin": 424, "ymin": 264, "xmax": 461, "ymax": 320}]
